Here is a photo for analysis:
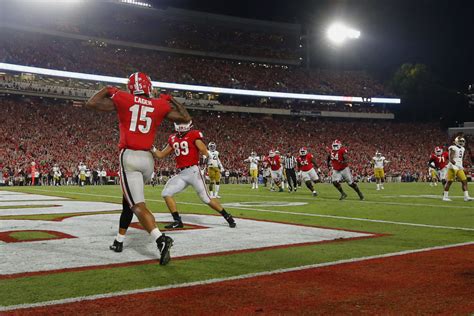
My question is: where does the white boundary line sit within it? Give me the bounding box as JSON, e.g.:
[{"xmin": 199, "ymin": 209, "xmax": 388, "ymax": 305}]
[
  {"xmin": 12, "ymin": 189, "xmax": 474, "ymax": 232},
  {"xmin": 2, "ymin": 241, "xmax": 473, "ymax": 311}
]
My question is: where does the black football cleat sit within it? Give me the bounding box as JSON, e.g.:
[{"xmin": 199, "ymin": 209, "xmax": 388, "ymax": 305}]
[
  {"xmin": 339, "ymin": 192, "xmax": 348, "ymax": 200},
  {"xmin": 109, "ymin": 239, "xmax": 123, "ymax": 253},
  {"xmin": 358, "ymin": 192, "xmax": 365, "ymax": 201},
  {"xmin": 224, "ymin": 213, "xmax": 236, "ymax": 228},
  {"xmin": 165, "ymin": 220, "xmax": 184, "ymax": 229},
  {"xmin": 156, "ymin": 234, "xmax": 173, "ymax": 266}
]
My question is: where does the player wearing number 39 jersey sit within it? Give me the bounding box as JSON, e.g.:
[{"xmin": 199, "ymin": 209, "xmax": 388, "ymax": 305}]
[
  {"xmin": 86, "ymin": 72, "xmax": 191, "ymax": 265},
  {"xmin": 151, "ymin": 121, "xmax": 236, "ymax": 229}
]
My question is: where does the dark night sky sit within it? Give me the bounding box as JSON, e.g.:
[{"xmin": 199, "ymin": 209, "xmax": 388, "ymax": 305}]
[{"xmin": 152, "ymin": 0, "xmax": 474, "ymax": 90}]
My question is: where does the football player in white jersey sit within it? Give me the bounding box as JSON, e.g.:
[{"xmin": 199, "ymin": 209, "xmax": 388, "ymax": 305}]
[
  {"xmin": 52, "ymin": 164, "xmax": 61, "ymax": 186},
  {"xmin": 78, "ymin": 162, "xmax": 87, "ymax": 187},
  {"xmin": 443, "ymin": 136, "xmax": 473, "ymax": 201},
  {"xmin": 244, "ymin": 151, "xmax": 260, "ymax": 189},
  {"xmin": 206, "ymin": 142, "xmax": 224, "ymax": 198},
  {"xmin": 371, "ymin": 152, "xmax": 389, "ymax": 190}
]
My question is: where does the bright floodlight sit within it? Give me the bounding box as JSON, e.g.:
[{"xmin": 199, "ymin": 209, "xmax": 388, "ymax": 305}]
[{"xmin": 327, "ymin": 23, "xmax": 360, "ymax": 45}]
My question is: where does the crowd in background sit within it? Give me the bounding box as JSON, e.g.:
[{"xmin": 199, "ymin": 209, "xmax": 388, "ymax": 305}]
[
  {"xmin": 1, "ymin": 30, "xmax": 389, "ymax": 98},
  {"xmin": 2, "ymin": 97, "xmax": 469, "ymax": 187},
  {"xmin": 4, "ymin": 2, "xmax": 300, "ymax": 60}
]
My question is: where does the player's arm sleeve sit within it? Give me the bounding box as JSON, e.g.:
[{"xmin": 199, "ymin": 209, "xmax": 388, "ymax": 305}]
[{"xmin": 326, "ymin": 155, "xmax": 331, "ymax": 168}]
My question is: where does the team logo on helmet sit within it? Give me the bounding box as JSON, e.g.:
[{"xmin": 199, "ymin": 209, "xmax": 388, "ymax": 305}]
[
  {"xmin": 332, "ymin": 140, "xmax": 342, "ymax": 150},
  {"xmin": 299, "ymin": 147, "xmax": 308, "ymax": 156},
  {"xmin": 434, "ymin": 146, "xmax": 443, "ymax": 156},
  {"xmin": 208, "ymin": 142, "xmax": 217, "ymax": 151},
  {"xmin": 454, "ymin": 136, "xmax": 465, "ymax": 147},
  {"xmin": 174, "ymin": 121, "xmax": 193, "ymax": 133},
  {"xmin": 127, "ymin": 72, "xmax": 153, "ymax": 96}
]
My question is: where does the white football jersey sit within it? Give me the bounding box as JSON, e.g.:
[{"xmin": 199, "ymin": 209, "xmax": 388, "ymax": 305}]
[
  {"xmin": 52, "ymin": 166, "xmax": 61, "ymax": 177},
  {"xmin": 207, "ymin": 150, "xmax": 221, "ymax": 168},
  {"xmin": 247, "ymin": 156, "xmax": 260, "ymax": 169},
  {"xmin": 78, "ymin": 165, "xmax": 87, "ymax": 175},
  {"xmin": 372, "ymin": 156, "xmax": 386, "ymax": 168},
  {"xmin": 448, "ymin": 145, "xmax": 464, "ymax": 168}
]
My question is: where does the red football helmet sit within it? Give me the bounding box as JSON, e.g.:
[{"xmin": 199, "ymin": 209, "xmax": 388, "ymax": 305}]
[
  {"xmin": 299, "ymin": 147, "xmax": 308, "ymax": 156},
  {"xmin": 332, "ymin": 140, "xmax": 342, "ymax": 150},
  {"xmin": 127, "ymin": 72, "xmax": 152, "ymax": 96},
  {"xmin": 434, "ymin": 146, "xmax": 443, "ymax": 156}
]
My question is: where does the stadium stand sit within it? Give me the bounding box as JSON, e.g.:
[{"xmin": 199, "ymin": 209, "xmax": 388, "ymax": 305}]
[
  {"xmin": 1, "ymin": 96, "xmax": 464, "ymax": 186},
  {"xmin": 2, "ymin": 1, "xmax": 301, "ymax": 61},
  {"xmin": 0, "ymin": 30, "xmax": 389, "ymax": 97}
]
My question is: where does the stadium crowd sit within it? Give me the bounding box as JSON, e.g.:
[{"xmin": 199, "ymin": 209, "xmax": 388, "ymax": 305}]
[
  {"xmin": 4, "ymin": 2, "xmax": 300, "ymax": 60},
  {"xmin": 2, "ymin": 97, "xmax": 467, "ymax": 186},
  {"xmin": 0, "ymin": 30, "xmax": 389, "ymax": 97}
]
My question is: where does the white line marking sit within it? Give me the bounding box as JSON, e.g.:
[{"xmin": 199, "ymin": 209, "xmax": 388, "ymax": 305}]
[
  {"xmin": 16, "ymin": 189, "xmax": 474, "ymax": 232},
  {"xmin": 2, "ymin": 241, "xmax": 473, "ymax": 311}
]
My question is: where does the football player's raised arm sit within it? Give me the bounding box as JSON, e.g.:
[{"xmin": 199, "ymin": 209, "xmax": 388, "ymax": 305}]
[
  {"xmin": 85, "ymin": 87, "xmax": 115, "ymax": 112},
  {"xmin": 165, "ymin": 97, "xmax": 192, "ymax": 123},
  {"xmin": 151, "ymin": 144, "xmax": 173, "ymax": 159},
  {"xmin": 195, "ymin": 139, "xmax": 209, "ymax": 157}
]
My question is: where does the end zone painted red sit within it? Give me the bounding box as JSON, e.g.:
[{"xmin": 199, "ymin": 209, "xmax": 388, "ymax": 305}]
[{"xmin": 8, "ymin": 244, "xmax": 474, "ymax": 315}]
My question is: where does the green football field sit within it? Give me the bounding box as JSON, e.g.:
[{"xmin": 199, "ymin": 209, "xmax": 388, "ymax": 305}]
[{"xmin": 0, "ymin": 182, "xmax": 473, "ymax": 313}]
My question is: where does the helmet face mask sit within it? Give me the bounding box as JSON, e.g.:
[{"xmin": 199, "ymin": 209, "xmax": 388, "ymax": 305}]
[
  {"xmin": 174, "ymin": 121, "xmax": 193, "ymax": 133},
  {"xmin": 434, "ymin": 146, "xmax": 443, "ymax": 156},
  {"xmin": 251, "ymin": 151, "xmax": 256, "ymax": 157},
  {"xmin": 376, "ymin": 151, "xmax": 381, "ymax": 158},
  {"xmin": 299, "ymin": 147, "xmax": 307, "ymax": 156},
  {"xmin": 268, "ymin": 150, "xmax": 275, "ymax": 158},
  {"xmin": 454, "ymin": 136, "xmax": 465, "ymax": 147},
  {"xmin": 332, "ymin": 140, "xmax": 342, "ymax": 151},
  {"xmin": 208, "ymin": 142, "xmax": 217, "ymax": 151}
]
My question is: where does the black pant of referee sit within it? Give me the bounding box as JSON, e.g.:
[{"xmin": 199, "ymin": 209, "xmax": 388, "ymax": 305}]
[{"xmin": 286, "ymin": 168, "xmax": 297, "ymax": 191}]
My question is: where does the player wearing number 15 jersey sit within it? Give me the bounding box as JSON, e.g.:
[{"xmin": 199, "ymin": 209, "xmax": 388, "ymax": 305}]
[
  {"xmin": 86, "ymin": 72, "xmax": 191, "ymax": 265},
  {"xmin": 152, "ymin": 121, "xmax": 236, "ymax": 229}
]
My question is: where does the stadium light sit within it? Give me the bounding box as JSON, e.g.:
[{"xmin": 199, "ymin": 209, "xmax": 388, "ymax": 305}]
[
  {"xmin": 0, "ymin": 63, "xmax": 401, "ymax": 104},
  {"xmin": 120, "ymin": 0, "xmax": 151, "ymax": 7},
  {"xmin": 327, "ymin": 23, "xmax": 360, "ymax": 45}
]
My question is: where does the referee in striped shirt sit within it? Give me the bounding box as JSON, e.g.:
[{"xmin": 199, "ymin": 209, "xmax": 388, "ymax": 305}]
[{"xmin": 284, "ymin": 151, "xmax": 298, "ymax": 192}]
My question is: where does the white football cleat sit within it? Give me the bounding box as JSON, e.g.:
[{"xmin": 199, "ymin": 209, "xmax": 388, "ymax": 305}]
[
  {"xmin": 442, "ymin": 197, "xmax": 452, "ymax": 202},
  {"xmin": 464, "ymin": 197, "xmax": 473, "ymax": 202}
]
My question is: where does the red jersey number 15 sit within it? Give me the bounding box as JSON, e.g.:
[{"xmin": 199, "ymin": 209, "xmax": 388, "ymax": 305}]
[{"xmin": 129, "ymin": 104, "xmax": 154, "ymax": 133}]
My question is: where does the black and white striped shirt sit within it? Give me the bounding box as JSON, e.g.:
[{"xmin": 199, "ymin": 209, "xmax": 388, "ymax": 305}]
[{"xmin": 283, "ymin": 156, "xmax": 297, "ymax": 169}]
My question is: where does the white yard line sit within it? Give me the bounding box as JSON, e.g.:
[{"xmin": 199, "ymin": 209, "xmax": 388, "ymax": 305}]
[
  {"xmin": 12, "ymin": 188, "xmax": 474, "ymax": 232},
  {"xmin": 2, "ymin": 241, "xmax": 473, "ymax": 311}
]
